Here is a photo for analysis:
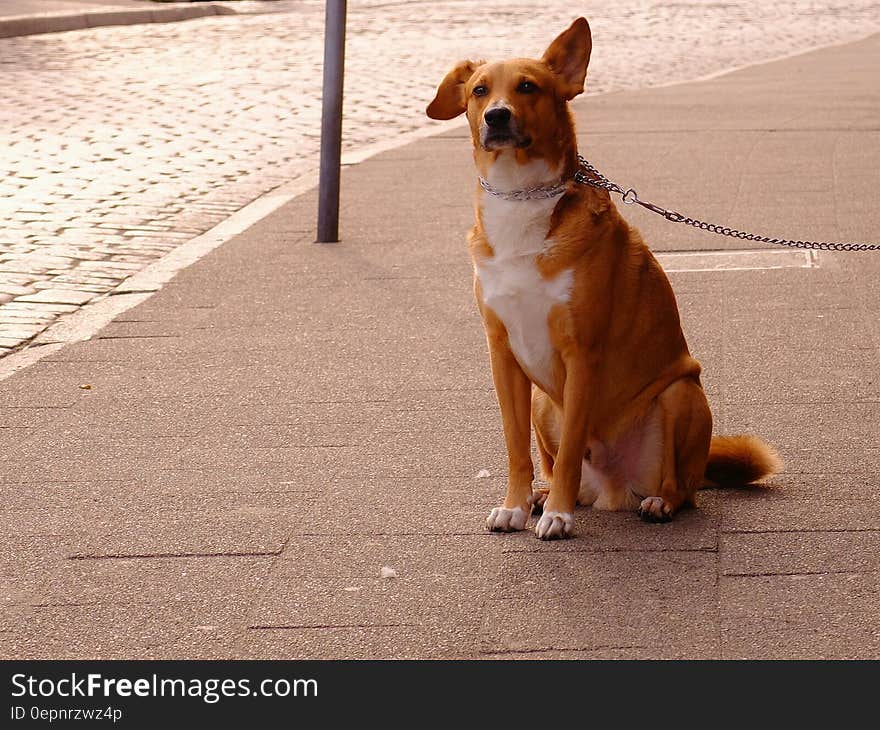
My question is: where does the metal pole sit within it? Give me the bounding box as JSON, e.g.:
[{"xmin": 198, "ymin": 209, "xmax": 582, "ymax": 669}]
[{"xmin": 316, "ymin": 0, "xmax": 347, "ymax": 243}]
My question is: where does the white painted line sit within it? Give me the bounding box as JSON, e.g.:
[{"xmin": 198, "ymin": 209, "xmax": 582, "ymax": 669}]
[{"xmin": 657, "ymin": 248, "xmax": 817, "ymax": 273}]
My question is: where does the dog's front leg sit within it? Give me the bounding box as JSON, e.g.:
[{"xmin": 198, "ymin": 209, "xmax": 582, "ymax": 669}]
[
  {"xmin": 482, "ymin": 313, "xmax": 535, "ymax": 533},
  {"xmin": 535, "ymin": 362, "xmax": 593, "ymax": 539}
]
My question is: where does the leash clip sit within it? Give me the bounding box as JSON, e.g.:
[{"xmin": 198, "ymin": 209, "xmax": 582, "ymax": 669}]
[{"xmin": 622, "ymin": 188, "xmax": 639, "ymax": 205}]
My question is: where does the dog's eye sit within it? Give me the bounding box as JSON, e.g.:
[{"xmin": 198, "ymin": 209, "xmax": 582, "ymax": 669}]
[
  {"xmin": 517, "ymin": 80, "xmax": 538, "ymax": 93},
  {"xmin": 472, "ymin": 85, "xmax": 488, "ymax": 97}
]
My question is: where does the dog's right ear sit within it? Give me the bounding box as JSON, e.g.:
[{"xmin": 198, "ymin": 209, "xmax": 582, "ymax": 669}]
[
  {"xmin": 426, "ymin": 60, "xmax": 484, "ymax": 120},
  {"xmin": 542, "ymin": 17, "xmax": 592, "ymax": 100}
]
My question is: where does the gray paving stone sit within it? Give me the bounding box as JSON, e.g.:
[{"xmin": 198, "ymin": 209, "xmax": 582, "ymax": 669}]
[
  {"xmin": 0, "ymin": 407, "xmax": 68, "ymax": 428},
  {"xmin": 720, "ymin": 573, "xmax": 880, "ymax": 659},
  {"xmin": 720, "ymin": 402, "xmax": 880, "ymax": 475},
  {"xmin": 479, "ymin": 552, "xmax": 719, "ymax": 657},
  {"xmin": 25, "ymin": 555, "xmax": 273, "ymax": 610},
  {"xmin": 720, "ymin": 475, "xmax": 880, "ymax": 532},
  {"xmin": 3, "ymin": 500, "xmax": 297, "ymax": 557},
  {"xmin": 720, "ymin": 530, "xmax": 880, "ymax": 576},
  {"xmin": 244, "ymin": 572, "xmax": 488, "ymax": 659},
  {"xmin": 274, "ymin": 534, "xmax": 500, "ymax": 579},
  {"xmin": 0, "ymin": 601, "xmax": 246, "ymax": 660},
  {"xmin": 235, "ymin": 623, "xmax": 467, "ymax": 660}
]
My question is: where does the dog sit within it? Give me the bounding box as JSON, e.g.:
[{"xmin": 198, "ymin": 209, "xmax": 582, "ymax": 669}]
[{"xmin": 426, "ymin": 17, "xmax": 781, "ymax": 539}]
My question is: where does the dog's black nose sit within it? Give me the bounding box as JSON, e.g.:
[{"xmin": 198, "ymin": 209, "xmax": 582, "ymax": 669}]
[{"xmin": 484, "ymin": 107, "xmax": 512, "ymax": 128}]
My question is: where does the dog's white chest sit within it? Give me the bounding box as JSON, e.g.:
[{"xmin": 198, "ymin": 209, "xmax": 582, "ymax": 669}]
[{"xmin": 476, "ymin": 190, "xmax": 573, "ymax": 391}]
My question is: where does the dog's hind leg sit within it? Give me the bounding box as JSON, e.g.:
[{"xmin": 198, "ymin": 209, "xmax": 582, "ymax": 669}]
[
  {"xmin": 530, "ymin": 389, "xmax": 558, "ymax": 512},
  {"xmin": 532, "ymin": 387, "xmax": 613, "ymax": 510},
  {"xmin": 638, "ymin": 377, "xmax": 712, "ymax": 522},
  {"xmin": 531, "ymin": 388, "xmax": 557, "ymax": 480}
]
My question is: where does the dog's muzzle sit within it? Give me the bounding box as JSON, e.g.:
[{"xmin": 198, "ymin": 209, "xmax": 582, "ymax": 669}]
[{"xmin": 480, "ymin": 106, "xmax": 531, "ymax": 150}]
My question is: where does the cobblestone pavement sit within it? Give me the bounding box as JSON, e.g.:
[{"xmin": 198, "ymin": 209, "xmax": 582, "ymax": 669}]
[{"xmin": 1, "ymin": 0, "xmax": 878, "ymax": 356}]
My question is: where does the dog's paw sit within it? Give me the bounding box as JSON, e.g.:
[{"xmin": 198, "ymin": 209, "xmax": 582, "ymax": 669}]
[
  {"xmin": 534, "ymin": 510, "xmax": 574, "ymax": 540},
  {"xmin": 638, "ymin": 496, "xmax": 673, "ymax": 523},
  {"xmin": 486, "ymin": 506, "xmax": 529, "ymax": 532},
  {"xmin": 528, "ymin": 489, "xmax": 549, "ymax": 514}
]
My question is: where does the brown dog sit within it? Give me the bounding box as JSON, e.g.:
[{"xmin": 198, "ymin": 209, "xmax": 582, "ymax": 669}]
[{"xmin": 426, "ymin": 17, "xmax": 780, "ymax": 539}]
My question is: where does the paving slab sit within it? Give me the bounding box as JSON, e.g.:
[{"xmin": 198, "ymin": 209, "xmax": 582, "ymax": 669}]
[
  {"xmin": 234, "ymin": 624, "xmax": 452, "ymax": 660},
  {"xmin": 0, "ymin": 601, "xmax": 246, "ymax": 659},
  {"xmin": 479, "ymin": 552, "xmax": 720, "ymax": 659},
  {"xmin": 720, "ymin": 531, "xmax": 880, "ymax": 576},
  {"xmin": 720, "ymin": 476, "xmax": 880, "ymax": 533},
  {"xmin": 720, "ymin": 573, "xmax": 880, "ymax": 659},
  {"xmin": 721, "ymin": 402, "xmax": 880, "ymax": 475}
]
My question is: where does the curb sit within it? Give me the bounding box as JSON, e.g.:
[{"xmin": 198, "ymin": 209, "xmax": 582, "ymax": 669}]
[{"xmin": 0, "ymin": 3, "xmax": 237, "ymax": 39}]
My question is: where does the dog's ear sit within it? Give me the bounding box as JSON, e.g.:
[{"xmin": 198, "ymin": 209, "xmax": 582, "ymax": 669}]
[
  {"xmin": 542, "ymin": 17, "xmax": 592, "ymax": 100},
  {"xmin": 426, "ymin": 60, "xmax": 484, "ymax": 120}
]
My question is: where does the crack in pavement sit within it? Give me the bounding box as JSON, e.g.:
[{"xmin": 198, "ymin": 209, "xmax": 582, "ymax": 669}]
[{"xmin": 67, "ymin": 550, "xmax": 284, "ymax": 560}]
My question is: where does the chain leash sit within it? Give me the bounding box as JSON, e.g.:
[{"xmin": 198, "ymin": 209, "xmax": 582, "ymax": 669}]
[{"xmin": 574, "ymin": 155, "xmax": 880, "ymax": 252}]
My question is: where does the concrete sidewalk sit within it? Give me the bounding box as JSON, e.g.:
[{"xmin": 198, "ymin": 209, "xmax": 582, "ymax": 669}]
[{"xmin": 1, "ymin": 34, "xmax": 878, "ymax": 659}]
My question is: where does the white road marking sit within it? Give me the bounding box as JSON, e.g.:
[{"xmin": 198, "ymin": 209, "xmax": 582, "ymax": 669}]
[{"xmin": 657, "ymin": 248, "xmax": 817, "ymax": 272}]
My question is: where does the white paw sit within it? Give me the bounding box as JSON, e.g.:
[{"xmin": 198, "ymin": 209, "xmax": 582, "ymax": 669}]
[
  {"xmin": 638, "ymin": 496, "xmax": 672, "ymax": 523},
  {"xmin": 486, "ymin": 506, "xmax": 529, "ymax": 532},
  {"xmin": 534, "ymin": 510, "xmax": 574, "ymax": 540}
]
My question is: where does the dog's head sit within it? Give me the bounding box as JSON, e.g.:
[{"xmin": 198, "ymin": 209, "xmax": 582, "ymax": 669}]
[{"xmin": 426, "ymin": 18, "xmax": 592, "ymax": 165}]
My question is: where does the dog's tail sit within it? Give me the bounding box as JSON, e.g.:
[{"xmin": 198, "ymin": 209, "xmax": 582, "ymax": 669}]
[{"xmin": 703, "ymin": 435, "xmax": 782, "ymax": 488}]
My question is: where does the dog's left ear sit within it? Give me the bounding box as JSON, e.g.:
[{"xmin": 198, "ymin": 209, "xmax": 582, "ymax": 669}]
[
  {"xmin": 426, "ymin": 60, "xmax": 484, "ymax": 120},
  {"xmin": 542, "ymin": 17, "xmax": 592, "ymax": 100}
]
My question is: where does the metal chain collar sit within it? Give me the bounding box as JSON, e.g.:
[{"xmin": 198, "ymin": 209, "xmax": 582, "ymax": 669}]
[
  {"xmin": 574, "ymin": 155, "xmax": 880, "ymax": 252},
  {"xmin": 479, "ymin": 176, "xmax": 567, "ymax": 201}
]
